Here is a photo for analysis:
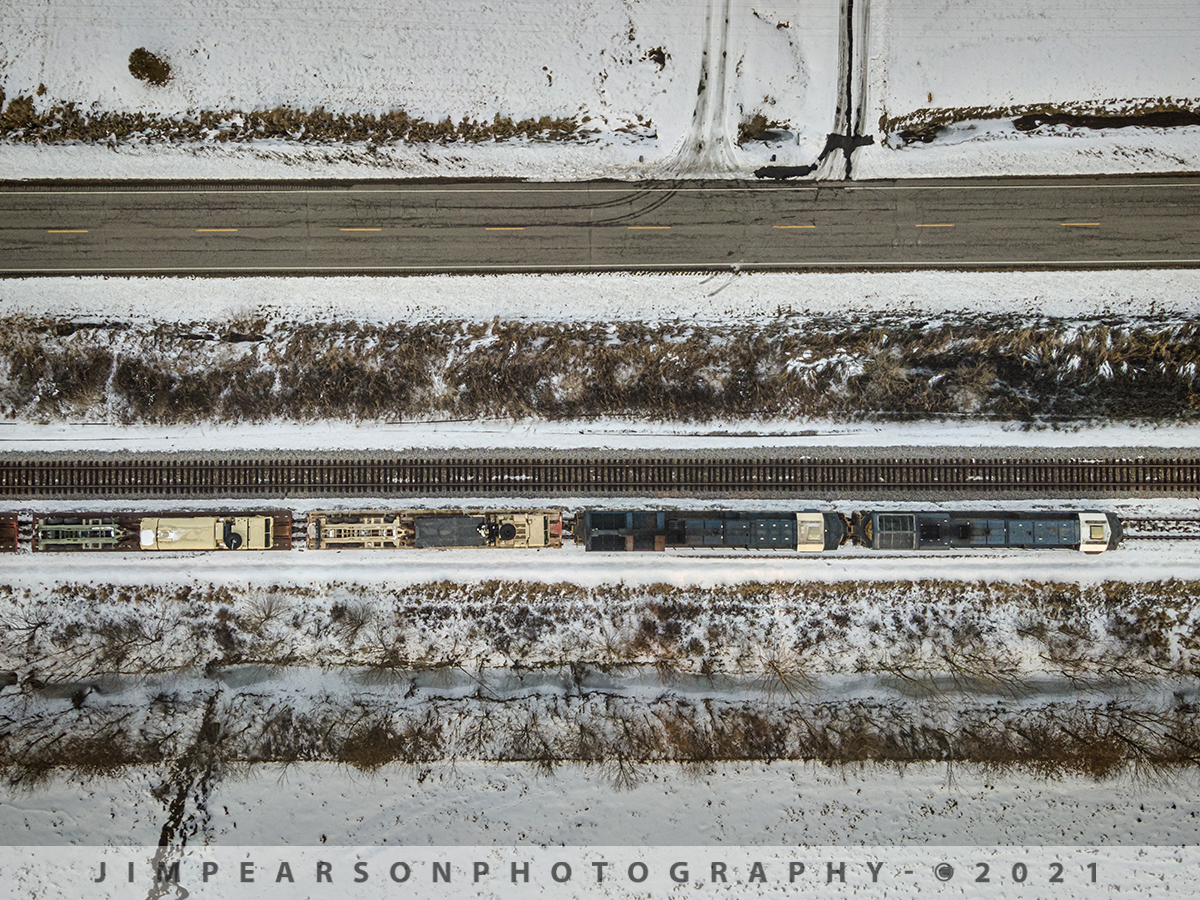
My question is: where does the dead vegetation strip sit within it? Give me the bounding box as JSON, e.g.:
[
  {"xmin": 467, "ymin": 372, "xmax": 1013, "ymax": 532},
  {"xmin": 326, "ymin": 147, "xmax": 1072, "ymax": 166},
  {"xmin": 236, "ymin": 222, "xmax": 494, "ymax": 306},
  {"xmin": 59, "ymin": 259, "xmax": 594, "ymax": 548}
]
[
  {"xmin": 881, "ymin": 97, "xmax": 1200, "ymax": 145},
  {"xmin": 2, "ymin": 313, "xmax": 1198, "ymax": 424},
  {"xmin": 0, "ymin": 91, "xmax": 588, "ymax": 146},
  {"xmin": 2, "ymin": 690, "xmax": 1197, "ymax": 786},
  {"xmin": 2, "ymin": 579, "xmax": 1196, "ymax": 684}
]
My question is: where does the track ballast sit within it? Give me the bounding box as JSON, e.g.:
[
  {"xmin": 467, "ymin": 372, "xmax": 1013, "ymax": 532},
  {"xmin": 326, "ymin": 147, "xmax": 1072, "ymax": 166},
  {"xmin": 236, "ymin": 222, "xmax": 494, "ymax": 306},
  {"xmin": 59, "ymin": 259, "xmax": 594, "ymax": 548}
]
[{"xmin": 0, "ymin": 454, "xmax": 1197, "ymax": 498}]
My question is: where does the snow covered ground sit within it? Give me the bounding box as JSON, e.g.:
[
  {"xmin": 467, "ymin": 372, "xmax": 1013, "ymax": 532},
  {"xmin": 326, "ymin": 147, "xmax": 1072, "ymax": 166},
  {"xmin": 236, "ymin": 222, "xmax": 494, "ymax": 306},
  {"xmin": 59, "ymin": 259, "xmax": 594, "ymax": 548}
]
[
  {"xmin": 2, "ymin": 520, "xmax": 1197, "ymax": 591},
  {"xmin": 3, "ymin": 268, "xmax": 1199, "ymax": 452},
  {"xmin": 0, "ymin": 0, "xmax": 836, "ymax": 180},
  {"xmin": 7, "ymin": 761, "xmax": 1200, "ymax": 847},
  {"xmin": 2, "ymin": 0, "xmax": 1199, "ymax": 179},
  {"xmin": 868, "ymin": 0, "xmax": 1199, "ymax": 117},
  {"xmin": 853, "ymin": 122, "xmax": 1200, "ymax": 181},
  {"xmin": 3, "ymin": 417, "xmax": 1198, "ymax": 455},
  {"xmin": 3, "ymin": 763, "xmax": 1200, "ymax": 900},
  {"xmin": 7, "ymin": 269, "xmax": 1200, "ymax": 325},
  {"xmin": 854, "ymin": 0, "xmax": 1200, "ymax": 178}
]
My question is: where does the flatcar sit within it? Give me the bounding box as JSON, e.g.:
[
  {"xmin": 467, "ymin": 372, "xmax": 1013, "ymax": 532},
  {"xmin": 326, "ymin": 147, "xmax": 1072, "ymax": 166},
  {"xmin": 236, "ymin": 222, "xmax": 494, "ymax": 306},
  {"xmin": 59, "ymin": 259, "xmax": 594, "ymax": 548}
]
[
  {"xmin": 0, "ymin": 514, "xmax": 17, "ymax": 553},
  {"xmin": 852, "ymin": 510, "xmax": 1122, "ymax": 554},
  {"xmin": 306, "ymin": 509, "xmax": 563, "ymax": 550},
  {"xmin": 33, "ymin": 513, "xmax": 288, "ymax": 551},
  {"xmin": 579, "ymin": 509, "xmax": 848, "ymax": 552}
]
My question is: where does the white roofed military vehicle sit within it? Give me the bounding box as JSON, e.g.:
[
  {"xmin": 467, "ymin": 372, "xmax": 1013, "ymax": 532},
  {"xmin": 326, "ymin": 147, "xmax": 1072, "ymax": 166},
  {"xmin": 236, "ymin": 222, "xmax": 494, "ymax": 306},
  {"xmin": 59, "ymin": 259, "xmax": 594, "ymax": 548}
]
[{"xmin": 139, "ymin": 515, "xmax": 274, "ymax": 551}]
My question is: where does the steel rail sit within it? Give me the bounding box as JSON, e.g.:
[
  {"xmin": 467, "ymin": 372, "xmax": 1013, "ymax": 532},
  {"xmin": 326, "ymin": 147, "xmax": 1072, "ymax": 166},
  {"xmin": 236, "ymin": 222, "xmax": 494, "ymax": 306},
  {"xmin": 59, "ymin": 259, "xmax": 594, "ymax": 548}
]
[{"xmin": 0, "ymin": 456, "xmax": 1197, "ymax": 497}]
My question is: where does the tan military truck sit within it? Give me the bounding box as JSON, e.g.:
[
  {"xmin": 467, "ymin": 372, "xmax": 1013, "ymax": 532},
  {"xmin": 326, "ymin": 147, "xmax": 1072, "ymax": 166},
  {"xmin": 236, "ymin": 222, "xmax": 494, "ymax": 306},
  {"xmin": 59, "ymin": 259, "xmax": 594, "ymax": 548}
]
[{"xmin": 139, "ymin": 515, "xmax": 274, "ymax": 551}]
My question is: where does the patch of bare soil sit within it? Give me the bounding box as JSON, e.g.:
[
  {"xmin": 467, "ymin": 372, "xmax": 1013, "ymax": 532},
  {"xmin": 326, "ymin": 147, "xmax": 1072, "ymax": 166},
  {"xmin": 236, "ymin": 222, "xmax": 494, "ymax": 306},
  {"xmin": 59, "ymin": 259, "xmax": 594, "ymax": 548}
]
[
  {"xmin": 737, "ymin": 113, "xmax": 787, "ymax": 146},
  {"xmin": 127, "ymin": 49, "xmax": 171, "ymax": 87}
]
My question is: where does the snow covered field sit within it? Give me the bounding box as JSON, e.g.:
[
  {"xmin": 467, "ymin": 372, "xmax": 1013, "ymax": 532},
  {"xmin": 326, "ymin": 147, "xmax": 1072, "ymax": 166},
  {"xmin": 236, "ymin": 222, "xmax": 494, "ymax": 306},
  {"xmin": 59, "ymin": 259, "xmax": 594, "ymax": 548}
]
[
  {"xmin": 0, "ymin": 0, "xmax": 836, "ymax": 179},
  {"xmin": 1, "ymin": 0, "xmax": 1198, "ymax": 179},
  {"xmin": 3, "ymin": 764, "xmax": 1200, "ymax": 900},
  {"xmin": 7, "ymin": 418, "xmax": 1200, "ymax": 454},
  {"xmin": 7, "ymin": 761, "xmax": 1200, "ymax": 847},
  {"xmin": 854, "ymin": 0, "xmax": 1200, "ymax": 178},
  {"xmin": 868, "ymin": 0, "xmax": 1199, "ymax": 116}
]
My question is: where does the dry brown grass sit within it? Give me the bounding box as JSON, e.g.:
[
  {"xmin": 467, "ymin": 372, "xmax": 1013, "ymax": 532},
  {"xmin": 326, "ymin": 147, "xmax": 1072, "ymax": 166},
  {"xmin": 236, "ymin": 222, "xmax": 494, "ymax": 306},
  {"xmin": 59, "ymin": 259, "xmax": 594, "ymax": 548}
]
[
  {"xmin": 1, "ymin": 314, "xmax": 1197, "ymax": 425},
  {"xmin": 881, "ymin": 97, "xmax": 1200, "ymax": 144},
  {"xmin": 0, "ymin": 97, "xmax": 585, "ymax": 145},
  {"xmin": 7, "ymin": 578, "xmax": 1200, "ymax": 685},
  {"xmin": 737, "ymin": 113, "xmax": 787, "ymax": 145}
]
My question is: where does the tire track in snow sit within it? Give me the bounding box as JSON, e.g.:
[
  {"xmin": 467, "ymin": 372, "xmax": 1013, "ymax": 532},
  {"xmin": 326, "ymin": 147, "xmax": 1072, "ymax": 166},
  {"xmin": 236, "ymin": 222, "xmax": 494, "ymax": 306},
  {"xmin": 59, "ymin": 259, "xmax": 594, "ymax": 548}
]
[
  {"xmin": 145, "ymin": 691, "xmax": 223, "ymax": 900},
  {"xmin": 853, "ymin": 0, "xmax": 872, "ymax": 139},
  {"xmin": 662, "ymin": 0, "xmax": 738, "ymax": 176},
  {"xmin": 816, "ymin": 0, "xmax": 874, "ymax": 179}
]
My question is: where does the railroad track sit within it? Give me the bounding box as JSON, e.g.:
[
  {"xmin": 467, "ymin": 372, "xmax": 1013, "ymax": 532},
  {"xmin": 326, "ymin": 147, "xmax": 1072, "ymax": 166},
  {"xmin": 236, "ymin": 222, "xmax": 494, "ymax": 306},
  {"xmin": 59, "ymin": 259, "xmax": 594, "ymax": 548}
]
[
  {"xmin": 0, "ymin": 456, "xmax": 1197, "ymax": 498},
  {"xmin": 1121, "ymin": 518, "xmax": 1200, "ymax": 540}
]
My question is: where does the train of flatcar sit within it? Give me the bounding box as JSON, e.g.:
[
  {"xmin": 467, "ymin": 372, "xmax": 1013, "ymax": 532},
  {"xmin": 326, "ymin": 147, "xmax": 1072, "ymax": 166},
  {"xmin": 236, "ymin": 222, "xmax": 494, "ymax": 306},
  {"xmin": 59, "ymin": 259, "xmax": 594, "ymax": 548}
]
[{"xmin": 0, "ymin": 507, "xmax": 1124, "ymax": 555}]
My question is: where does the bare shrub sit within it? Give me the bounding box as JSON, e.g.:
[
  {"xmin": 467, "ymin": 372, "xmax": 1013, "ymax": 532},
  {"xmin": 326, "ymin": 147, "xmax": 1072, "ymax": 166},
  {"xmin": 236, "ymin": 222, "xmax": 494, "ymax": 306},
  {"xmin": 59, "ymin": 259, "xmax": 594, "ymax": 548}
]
[
  {"xmin": 502, "ymin": 710, "xmax": 562, "ymax": 774},
  {"xmin": 339, "ymin": 714, "xmax": 443, "ymax": 771},
  {"xmin": 756, "ymin": 647, "xmax": 815, "ymax": 698},
  {"xmin": 339, "ymin": 724, "xmax": 402, "ymax": 771},
  {"xmin": 128, "ymin": 49, "xmax": 171, "ymax": 86},
  {"xmin": 4, "ymin": 689, "xmax": 1200, "ymax": 785},
  {"xmin": 604, "ymin": 754, "xmax": 645, "ymax": 791},
  {"xmin": 1, "ymin": 721, "xmax": 162, "ymax": 787},
  {"xmin": 244, "ymin": 592, "xmax": 287, "ymax": 635},
  {"xmin": 330, "ymin": 601, "xmax": 375, "ymax": 644}
]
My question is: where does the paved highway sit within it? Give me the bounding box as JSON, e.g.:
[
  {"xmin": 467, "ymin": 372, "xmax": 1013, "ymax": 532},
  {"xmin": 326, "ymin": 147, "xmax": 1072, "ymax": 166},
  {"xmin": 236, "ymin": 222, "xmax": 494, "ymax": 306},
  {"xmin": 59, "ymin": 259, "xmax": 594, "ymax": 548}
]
[{"xmin": 2, "ymin": 175, "xmax": 1199, "ymax": 274}]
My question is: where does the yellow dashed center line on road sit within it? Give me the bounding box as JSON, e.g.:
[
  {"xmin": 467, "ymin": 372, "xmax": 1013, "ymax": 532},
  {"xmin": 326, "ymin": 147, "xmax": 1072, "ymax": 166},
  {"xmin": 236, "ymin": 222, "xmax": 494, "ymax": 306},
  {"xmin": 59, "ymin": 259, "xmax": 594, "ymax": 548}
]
[
  {"xmin": 1062, "ymin": 222, "xmax": 1100, "ymax": 226},
  {"xmin": 47, "ymin": 229, "xmax": 88, "ymax": 233},
  {"xmin": 628, "ymin": 226, "xmax": 671, "ymax": 230},
  {"xmin": 340, "ymin": 227, "xmax": 382, "ymax": 232},
  {"xmin": 915, "ymin": 223, "xmax": 955, "ymax": 228},
  {"xmin": 195, "ymin": 228, "xmax": 238, "ymax": 233},
  {"xmin": 484, "ymin": 227, "xmax": 526, "ymax": 231},
  {"xmin": 774, "ymin": 225, "xmax": 816, "ymax": 229}
]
